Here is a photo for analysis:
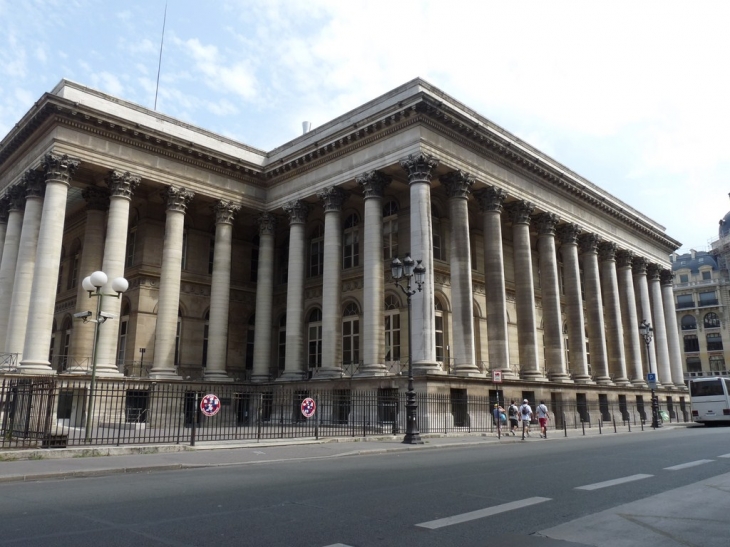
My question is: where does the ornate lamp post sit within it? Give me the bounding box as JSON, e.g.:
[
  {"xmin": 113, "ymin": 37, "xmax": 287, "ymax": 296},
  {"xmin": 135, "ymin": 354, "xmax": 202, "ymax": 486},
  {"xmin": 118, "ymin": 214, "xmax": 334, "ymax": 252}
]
[
  {"xmin": 639, "ymin": 319, "xmax": 660, "ymax": 429},
  {"xmin": 391, "ymin": 253, "xmax": 425, "ymax": 445},
  {"xmin": 77, "ymin": 271, "xmax": 128, "ymax": 442}
]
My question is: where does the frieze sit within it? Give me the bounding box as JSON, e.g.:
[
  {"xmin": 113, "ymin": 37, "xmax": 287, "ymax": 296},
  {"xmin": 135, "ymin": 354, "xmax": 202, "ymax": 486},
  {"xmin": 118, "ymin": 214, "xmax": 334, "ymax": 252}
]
[
  {"xmin": 107, "ymin": 170, "xmax": 141, "ymax": 199},
  {"xmin": 440, "ymin": 170, "xmax": 474, "ymax": 199},
  {"xmin": 356, "ymin": 170, "xmax": 391, "ymax": 199},
  {"xmin": 305, "ymin": 286, "xmax": 324, "ymax": 299},
  {"xmin": 400, "ymin": 153, "xmax": 439, "ymax": 184},
  {"xmin": 43, "ymin": 153, "xmax": 79, "ymax": 183},
  {"xmin": 230, "ymin": 290, "xmax": 256, "ymax": 305},
  {"xmin": 180, "ymin": 283, "xmax": 210, "ymax": 297},
  {"xmin": 342, "ymin": 279, "xmax": 363, "ymax": 292},
  {"xmin": 505, "ymin": 290, "xmax": 517, "ymax": 302},
  {"xmin": 474, "ymin": 186, "xmax": 507, "ymax": 213},
  {"xmin": 473, "ymin": 282, "xmax": 486, "ymax": 295},
  {"xmin": 54, "ymin": 297, "xmax": 77, "ymax": 315}
]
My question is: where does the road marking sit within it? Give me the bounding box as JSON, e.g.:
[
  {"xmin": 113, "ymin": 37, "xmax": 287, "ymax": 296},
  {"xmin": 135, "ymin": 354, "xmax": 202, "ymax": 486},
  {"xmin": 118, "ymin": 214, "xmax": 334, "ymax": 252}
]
[
  {"xmin": 664, "ymin": 459, "xmax": 714, "ymax": 471},
  {"xmin": 719, "ymin": 454, "xmax": 730, "ymax": 458},
  {"xmin": 322, "ymin": 544, "xmax": 354, "ymax": 547},
  {"xmin": 575, "ymin": 474, "xmax": 653, "ymax": 491},
  {"xmin": 415, "ymin": 497, "xmax": 551, "ymax": 529}
]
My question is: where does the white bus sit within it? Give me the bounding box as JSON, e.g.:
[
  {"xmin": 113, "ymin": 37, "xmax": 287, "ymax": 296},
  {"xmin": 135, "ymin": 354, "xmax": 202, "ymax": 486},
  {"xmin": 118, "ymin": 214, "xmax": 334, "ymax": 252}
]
[{"xmin": 689, "ymin": 377, "xmax": 730, "ymax": 425}]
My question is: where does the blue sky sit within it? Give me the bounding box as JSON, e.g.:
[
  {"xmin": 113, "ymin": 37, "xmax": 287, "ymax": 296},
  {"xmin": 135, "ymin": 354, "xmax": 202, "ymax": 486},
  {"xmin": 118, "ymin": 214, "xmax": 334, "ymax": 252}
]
[{"xmin": 1, "ymin": 0, "xmax": 729, "ymax": 255}]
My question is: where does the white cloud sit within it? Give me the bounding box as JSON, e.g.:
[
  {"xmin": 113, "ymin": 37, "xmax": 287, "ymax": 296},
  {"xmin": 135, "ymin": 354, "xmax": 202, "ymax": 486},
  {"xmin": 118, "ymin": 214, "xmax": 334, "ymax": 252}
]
[{"xmin": 90, "ymin": 72, "xmax": 125, "ymax": 97}]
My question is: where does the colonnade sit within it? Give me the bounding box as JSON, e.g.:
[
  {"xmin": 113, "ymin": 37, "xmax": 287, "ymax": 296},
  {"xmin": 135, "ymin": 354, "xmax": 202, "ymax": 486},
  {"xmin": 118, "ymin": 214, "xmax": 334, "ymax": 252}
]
[{"xmin": 0, "ymin": 151, "xmax": 686, "ymax": 390}]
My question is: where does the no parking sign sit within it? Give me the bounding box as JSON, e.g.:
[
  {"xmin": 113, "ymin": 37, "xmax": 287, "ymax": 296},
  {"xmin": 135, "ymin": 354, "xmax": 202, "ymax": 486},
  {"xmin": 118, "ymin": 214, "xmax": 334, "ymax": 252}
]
[
  {"xmin": 200, "ymin": 394, "xmax": 221, "ymax": 417},
  {"xmin": 301, "ymin": 397, "xmax": 316, "ymax": 418}
]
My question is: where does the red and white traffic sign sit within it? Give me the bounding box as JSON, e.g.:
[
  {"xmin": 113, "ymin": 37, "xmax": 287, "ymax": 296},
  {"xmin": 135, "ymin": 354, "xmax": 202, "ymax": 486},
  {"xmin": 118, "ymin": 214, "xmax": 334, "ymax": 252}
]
[
  {"xmin": 492, "ymin": 370, "xmax": 503, "ymax": 383},
  {"xmin": 200, "ymin": 394, "xmax": 221, "ymax": 416},
  {"xmin": 301, "ymin": 397, "xmax": 316, "ymax": 418}
]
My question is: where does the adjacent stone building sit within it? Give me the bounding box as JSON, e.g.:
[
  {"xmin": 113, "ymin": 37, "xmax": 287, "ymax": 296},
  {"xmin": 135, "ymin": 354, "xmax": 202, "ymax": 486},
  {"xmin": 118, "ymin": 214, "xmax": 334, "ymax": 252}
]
[{"xmin": 0, "ymin": 78, "xmax": 686, "ymax": 410}]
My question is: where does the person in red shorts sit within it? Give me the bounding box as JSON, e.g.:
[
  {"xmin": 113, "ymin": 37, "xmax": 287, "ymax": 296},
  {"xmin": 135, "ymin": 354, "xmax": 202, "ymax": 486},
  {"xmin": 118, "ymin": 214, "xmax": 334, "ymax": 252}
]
[{"xmin": 536, "ymin": 400, "xmax": 549, "ymax": 438}]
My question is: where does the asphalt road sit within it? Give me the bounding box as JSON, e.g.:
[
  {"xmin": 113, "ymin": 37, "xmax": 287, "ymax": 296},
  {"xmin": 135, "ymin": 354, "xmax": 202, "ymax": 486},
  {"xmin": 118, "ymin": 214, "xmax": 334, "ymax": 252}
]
[{"xmin": 1, "ymin": 426, "xmax": 728, "ymax": 547}]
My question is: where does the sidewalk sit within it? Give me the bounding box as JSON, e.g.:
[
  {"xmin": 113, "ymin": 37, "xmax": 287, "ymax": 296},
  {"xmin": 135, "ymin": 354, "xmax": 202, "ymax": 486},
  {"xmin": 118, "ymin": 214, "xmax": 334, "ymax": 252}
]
[{"xmin": 0, "ymin": 422, "xmax": 693, "ymax": 483}]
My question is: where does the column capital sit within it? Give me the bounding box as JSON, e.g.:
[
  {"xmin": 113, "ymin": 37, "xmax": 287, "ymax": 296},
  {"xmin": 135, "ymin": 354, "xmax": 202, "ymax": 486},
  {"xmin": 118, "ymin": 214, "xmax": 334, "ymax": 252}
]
[
  {"xmin": 440, "ymin": 170, "xmax": 474, "ymax": 199},
  {"xmin": 165, "ymin": 186, "xmax": 194, "ymax": 213},
  {"xmin": 7, "ymin": 185, "xmax": 26, "ymax": 211},
  {"xmin": 660, "ymin": 268, "xmax": 673, "ymax": 286},
  {"xmin": 632, "ymin": 256, "xmax": 649, "ymax": 275},
  {"xmin": 0, "ymin": 196, "xmax": 8, "ymax": 223},
  {"xmin": 82, "ymin": 185, "xmax": 110, "ymax": 211},
  {"xmin": 283, "ymin": 200, "xmax": 309, "ymax": 225},
  {"xmin": 42, "ymin": 153, "xmax": 79, "ymax": 184},
  {"xmin": 646, "ymin": 263, "xmax": 661, "ymax": 280},
  {"xmin": 317, "ymin": 186, "xmax": 348, "ymax": 212},
  {"xmin": 557, "ymin": 223, "xmax": 582, "ymax": 245},
  {"xmin": 106, "ymin": 170, "xmax": 141, "ymax": 199},
  {"xmin": 598, "ymin": 241, "xmax": 617, "ymax": 262},
  {"xmin": 356, "ymin": 170, "xmax": 391, "ymax": 199},
  {"xmin": 257, "ymin": 212, "xmax": 276, "ymax": 235},
  {"xmin": 616, "ymin": 249, "xmax": 634, "ymax": 269},
  {"xmin": 22, "ymin": 169, "xmax": 45, "ymax": 199},
  {"xmin": 578, "ymin": 233, "xmax": 601, "ymax": 255},
  {"xmin": 400, "ymin": 153, "xmax": 439, "ymax": 184},
  {"xmin": 533, "ymin": 212, "xmax": 560, "ymax": 236},
  {"xmin": 474, "ymin": 186, "xmax": 507, "ymax": 213},
  {"xmin": 213, "ymin": 199, "xmax": 241, "ymax": 225},
  {"xmin": 506, "ymin": 200, "xmax": 535, "ymax": 225}
]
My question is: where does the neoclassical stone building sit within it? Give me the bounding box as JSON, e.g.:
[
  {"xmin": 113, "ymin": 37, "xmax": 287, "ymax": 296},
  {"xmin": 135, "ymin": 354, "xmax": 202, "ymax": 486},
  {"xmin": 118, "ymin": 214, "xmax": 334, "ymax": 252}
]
[{"xmin": 0, "ymin": 78, "xmax": 686, "ymax": 404}]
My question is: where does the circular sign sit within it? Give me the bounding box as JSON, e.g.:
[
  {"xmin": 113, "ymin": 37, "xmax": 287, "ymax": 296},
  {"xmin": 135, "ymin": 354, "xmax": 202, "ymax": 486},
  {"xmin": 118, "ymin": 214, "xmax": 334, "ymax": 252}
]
[
  {"xmin": 200, "ymin": 394, "xmax": 221, "ymax": 417},
  {"xmin": 301, "ymin": 397, "xmax": 316, "ymax": 418}
]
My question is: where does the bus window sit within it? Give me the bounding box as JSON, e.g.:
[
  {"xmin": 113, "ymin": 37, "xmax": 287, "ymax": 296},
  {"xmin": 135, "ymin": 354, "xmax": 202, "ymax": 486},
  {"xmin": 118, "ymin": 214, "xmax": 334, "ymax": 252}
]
[{"xmin": 690, "ymin": 379, "xmax": 724, "ymax": 397}]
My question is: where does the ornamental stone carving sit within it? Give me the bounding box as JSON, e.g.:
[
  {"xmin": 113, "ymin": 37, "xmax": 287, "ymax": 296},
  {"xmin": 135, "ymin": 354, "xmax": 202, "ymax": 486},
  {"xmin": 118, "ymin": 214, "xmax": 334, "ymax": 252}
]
[
  {"xmin": 646, "ymin": 263, "xmax": 661, "ymax": 281},
  {"xmin": 356, "ymin": 170, "xmax": 391, "ymax": 199},
  {"xmin": 283, "ymin": 200, "xmax": 309, "ymax": 224},
  {"xmin": 616, "ymin": 249, "xmax": 634, "ymax": 269},
  {"xmin": 440, "ymin": 170, "xmax": 474, "ymax": 199},
  {"xmin": 22, "ymin": 170, "xmax": 45, "ymax": 198},
  {"xmin": 533, "ymin": 212, "xmax": 560, "ymax": 236},
  {"xmin": 557, "ymin": 223, "xmax": 582, "ymax": 245},
  {"xmin": 474, "ymin": 186, "xmax": 507, "ymax": 213},
  {"xmin": 82, "ymin": 185, "xmax": 110, "ymax": 211},
  {"xmin": 317, "ymin": 186, "xmax": 348, "ymax": 212},
  {"xmin": 598, "ymin": 241, "xmax": 617, "ymax": 262},
  {"xmin": 0, "ymin": 196, "xmax": 8, "ymax": 223},
  {"xmin": 7, "ymin": 185, "xmax": 26, "ymax": 211},
  {"xmin": 660, "ymin": 269, "xmax": 674, "ymax": 286},
  {"xmin": 400, "ymin": 153, "xmax": 439, "ymax": 184},
  {"xmin": 165, "ymin": 186, "xmax": 194, "ymax": 213},
  {"xmin": 578, "ymin": 233, "xmax": 601, "ymax": 255},
  {"xmin": 632, "ymin": 256, "xmax": 649, "ymax": 275},
  {"xmin": 213, "ymin": 199, "xmax": 241, "ymax": 224},
  {"xmin": 257, "ymin": 213, "xmax": 276, "ymax": 235},
  {"xmin": 42, "ymin": 153, "xmax": 79, "ymax": 183},
  {"xmin": 106, "ymin": 170, "xmax": 141, "ymax": 199},
  {"xmin": 506, "ymin": 200, "xmax": 535, "ymax": 225}
]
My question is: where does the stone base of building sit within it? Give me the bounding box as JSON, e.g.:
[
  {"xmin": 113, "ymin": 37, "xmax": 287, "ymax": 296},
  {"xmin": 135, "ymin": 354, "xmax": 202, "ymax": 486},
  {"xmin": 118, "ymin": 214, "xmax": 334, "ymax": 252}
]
[
  {"xmin": 203, "ymin": 371, "xmax": 234, "ymax": 382},
  {"xmin": 354, "ymin": 364, "xmax": 389, "ymax": 378},
  {"xmin": 148, "ymin": 368, "xmax": 182, "ymax": 380},
  {"xmin": 572, "ymin": 374, "xmax": 595, "ymax": 385},
  {"xmin": 548, "ymin": 372, "xmax": 574, "ymax": 384},
  {"xmin": 594, "ymin": 376, "xmax": 614, "ymax": 386},
  {"xmin": 18, "ymin": 360, "xmax": 55, "ymax": 375}
]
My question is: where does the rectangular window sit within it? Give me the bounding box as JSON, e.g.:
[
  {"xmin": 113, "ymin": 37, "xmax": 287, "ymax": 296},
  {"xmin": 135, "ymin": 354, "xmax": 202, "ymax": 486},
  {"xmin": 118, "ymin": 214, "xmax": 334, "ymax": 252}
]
[
  {"xmin": 676, "ymin": 294, "xmax": 694, "ymax": 309},
  {"xmin": 699, "ymin": 291, "xmax": 718, "ymax": 306},
  {"xmin": 707, "ymin": 333, "xmax": 724, "ymax": 351},
  {"xmin": 709, "ymin": 355, "xmax": 726, "ymax": 372},
  {"xmin": 684, "ymin": 335, "xmax": 699, "ymax": 352},
  {"xmin": 686, "ymin": 357, "xmax": 702, "ymax": 373},
  {"xmin": 309, "ymin": 239, "xmax": 324, "ymax": 277},
  {"xmin": 702, "ymin": 271, "xmax": 712, "ymax": 280},
  {"xmin": 679, "ymin": 274, "xmax": 689, "ymax": 283}
]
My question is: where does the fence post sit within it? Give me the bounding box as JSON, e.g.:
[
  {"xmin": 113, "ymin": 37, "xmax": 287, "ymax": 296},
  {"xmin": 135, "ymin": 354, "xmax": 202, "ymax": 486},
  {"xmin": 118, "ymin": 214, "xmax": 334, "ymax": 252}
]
[
  {"xmin": 613, "ymin": 415, "xmax": 617, "ymax": 433},
  {"xmin": 257, "ymin": 392, "xmax": 263, "ymax": 441},
  {"xmin": 582, "ymin": 420, "xmax": 585, "ymax": 436},
  {"xmin": 314, "ymin": 394, "xmax": 319, "ymax": 440},
  {"xmin": 563, "ymin": 412, "xmax": 567, "ymax": 437},
  {"xmin": 598, "ymin": 419, "xmax": 602, "ymax": 434},
  {"xmin": 190, "ymin": 392, "xmax": 198, "ymax": 447}
]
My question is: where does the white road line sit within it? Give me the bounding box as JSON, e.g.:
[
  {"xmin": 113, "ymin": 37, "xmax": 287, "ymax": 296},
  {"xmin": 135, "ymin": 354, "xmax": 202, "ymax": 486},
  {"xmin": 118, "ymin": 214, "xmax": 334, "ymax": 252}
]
[
  {"xmin": 719, "ymin": 454, "xmax": 730, "ymax": 459},
  {"xmin": 322, "ymin": 544, "xmax": 354, "ymax": 547},
  {"xmin": 664, "ymin": 459, "xmax": 714, "ymax": 471},
  {"xmin": 415, "ymin": 497, "xmax": 551, "ymax": 530},
  {"xmin": 575, "ymin": 474, "xmax": 653, "ymax": 491}
]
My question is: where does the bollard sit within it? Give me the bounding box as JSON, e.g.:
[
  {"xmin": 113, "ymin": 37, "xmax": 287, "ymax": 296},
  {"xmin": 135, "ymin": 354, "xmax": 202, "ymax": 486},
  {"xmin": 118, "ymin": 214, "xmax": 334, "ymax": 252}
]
[
  {"xmin": 582, "ymin": 420, "xmax": 586, "ymax": 436},
  {"xmin": 190, "ymin": 392, "xmax": 198, "ymax": 447},
  {"xmin": 563, "ymin": 412, "xmax": 567, "ymax": 437},
  {"xmin": 613, "ymin": 416, "xmax": 617, "ymax": 433},
  {"xmin": 598, "ymin": 419, "xmax": 602, "ymax": 434},
  {"xmin": 628, "ymin": 418, "xmax": 631, "ymax": 432}
]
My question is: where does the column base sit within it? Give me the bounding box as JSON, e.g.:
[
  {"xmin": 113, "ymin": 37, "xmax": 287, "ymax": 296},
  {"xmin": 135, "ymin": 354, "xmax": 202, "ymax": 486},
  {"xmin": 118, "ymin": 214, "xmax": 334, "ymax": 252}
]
[
  {"xmin": 674, "ymin": 383, "xmax": 689, "ymax": 391},
  {"xmin": 148, "ymin": 368, "xmax": 181, "ymax": 380},
  {"xmin": 452, "ymin": 364, "xmax": 486, "ymax": 378},
  {"xmin": 593, "ymin": 375, "xmax": 614, "ymax": 386},
  {"xmin": 277, "ymin": 371, "xmax": 307, "ymax": 382},
  {"xmin": 354, "ymin": 364, "xmax": 388, "ymax": 377},
  {"xmin": 250, "ymin": 374, "xmax": 272, "ymax": 383},
  {"xmin": 203, "ymin": 371, "xmax": 234, "ymax": 382},
  {"xmin": 18, "ymin": 360, "xmax": 55, "ymax": 375},
  {"xmin": 611, "ymin": 377, "xmax": 632, "ymax": 387},
  {"xmin": 520, "ymin": 370, "xmax": 548, "ymax": 382},
  {"xmin": 93, "ymin": 363, "xmax": 124, "ymax": 378},
  {"xmin": 312, "ymin": 367, "xmax": 345, "ymax": 379},
  {"xmin": 496, "ymin": 367, "xmax": 518, "ymax": 380},
  {"xmin": 413, "ymin": 361, "xmax": 446, "ymax": 376},
  {"xmin": 65, "ymin": 365, "xmax": 92, "ymax": 375},
  {"xmin": 547, "ymin": 372, "xmax": 574, "ymax": 384},
  {"xmin": 631, "ymin": 379, "xmax": 648, "ymax": 388},
  {"xmin": 571, "ymin": 374, "xmax": 595, "ymax": 385}
]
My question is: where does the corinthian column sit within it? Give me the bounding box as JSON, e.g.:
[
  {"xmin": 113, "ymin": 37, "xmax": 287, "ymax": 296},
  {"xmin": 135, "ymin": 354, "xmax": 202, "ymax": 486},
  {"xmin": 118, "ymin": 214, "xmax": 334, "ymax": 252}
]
[
  {"xmin": 67, "ymin": 186, "xmax": 109, "ymax": 373},
  {"xmin": 661, "ymin": 269, "xmax": 686, "ymax": 389},
  {"xmin": 20, "ymin": 153, "xmax": 79, "ymax": 374},
  {"xmin": 204, "ymin": 200, "xmax": 240, "ymax": 382},
  {"xmin": 95, "ymin": 171, "xmax": 140, "ymax": 377},
  {"xmin": 149, "ymin": 186, "xmax": 194, "ymax": 379},
  {"xmin": 598, "ymin": 242, "xmax": 630, "ymax": 386},
  {"xmin": 633, "ymin": 256, "xmax": 659, "ymax": 386},
  {"xmin": 400, "ymin": 153, "xmax": 441, "ymax": 374},
  {"xmin": 475, "ymin": 187, "xmax": 512, "ymax": 378},
  {"xmin": 648, "ymin": 263, "xmax": 672, "ymax": 388},
  {"xmin": 317, "ymin": 186, "xmax": 347, "ymax": 378},
  {"xmin": 506, "ymin": 200, "xmax": 544, "ymax": 380},
  {"xmin": 6, "ymin": 171, "xmax": 46, "ymax": 358},
  {"xmin": 0, "ymin": 187, "xmax": 25, "ymax": 349},
  {"xmin": 441, "ymin": 171, "xmax": 482, "ymax": 377},
  {"xmin": 279, "ymin": 200, "xmax": 309, "ymax": 381},
  {"xmin": 356, "ymin": 171, "xmax": 390, "ymax": 377},
  {"xmin": 617, "ymin": 250, "xmax": 646, "ymax": 386},
  {"xmin": 579, "ymin": 233, "xmax": 611, "ymax": 385},
  {"xmin": 534, "ymin": 212, "xmax": 570, "ymax": 382},
  {"xmin": 251, "ymin": 213, "xmax": 276, "ymax": 382}
]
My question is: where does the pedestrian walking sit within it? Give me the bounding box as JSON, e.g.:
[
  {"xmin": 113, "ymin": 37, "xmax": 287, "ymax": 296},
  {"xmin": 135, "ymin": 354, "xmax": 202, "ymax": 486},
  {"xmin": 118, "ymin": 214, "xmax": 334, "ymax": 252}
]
[
  {"xmin": 493, "ymin": 403, "xmax": 505, "ymax": 436},
  {"xmin": 519, "ymin": 399, "xmax": 533, "ymax": 440},
  {"xmin": 536, "ymin": 400, "xmax": 549, "ymax": 438},
  {"xmin": 508, "ymin": 399, "xmax": 519, "ymax": 436}
]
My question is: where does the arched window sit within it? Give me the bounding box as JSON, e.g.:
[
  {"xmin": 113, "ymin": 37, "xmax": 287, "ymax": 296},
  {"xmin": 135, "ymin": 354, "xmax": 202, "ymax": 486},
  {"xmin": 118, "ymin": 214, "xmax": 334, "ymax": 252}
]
[
  {"xmin": 308, "ymin": 308, "xmax": 322, "ymax": 368},
  {"xmin": 704, "ymin": 312, "xmax": 721, "ymax": 329},
  {"xmin": 202, "ymin": 310, "xmax": 210, "ymax": 367},
  {"xmin": 309, "ymin": 224, "xmax": 324, "ymax": 277},
  {"xmin": 432, "ymin": 205, "xmax": 443, "ymax": 261},
  {"xmin": 117, "ymin": 301, "xmax": 130, "ymax": 367},
  {"xmin": 681, "ymin": 315, "xmax": 697, "ymax": 330},
  {"xmin": 383, "ymin": 200, "xmax": 399, "ymax": 260},
  {"xmin": 384, "ymin": 295, "xmax": 401, "ymax": 363},
  {"xmin": 277, "ymin": 314, "xmax": 286, "ymax": 371},
  {"xmin": 343, "ymin": 213, "xmax": 360, "ymax": 269},
  {"xmin": 246, "ymin": 314, "xmax": 255, "ymax": 370},
  {"xmin": 435, "ymin": 299, "xmax": 445, "ymax": 363},
  {"xmin": 250, "ymin": 234, "xmax": 259, "ymax": 282},
  {"xmin": 342, "ymin": 302, "xmax": 360, "ymax": 365}
]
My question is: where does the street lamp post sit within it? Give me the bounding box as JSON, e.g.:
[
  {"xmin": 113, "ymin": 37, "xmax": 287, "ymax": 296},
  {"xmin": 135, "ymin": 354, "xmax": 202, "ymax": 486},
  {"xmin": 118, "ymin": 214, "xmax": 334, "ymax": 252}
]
[
  {"xmin": 639, "ymin": 319, "xmax": 660, "ymax": 429},
  {"xmin": 77, "ymin": 271, "xmax": 128, "ymax": 442},
  {"xmin": 391, "ymin": 253, "xmax": 426, "ymax": 445}
]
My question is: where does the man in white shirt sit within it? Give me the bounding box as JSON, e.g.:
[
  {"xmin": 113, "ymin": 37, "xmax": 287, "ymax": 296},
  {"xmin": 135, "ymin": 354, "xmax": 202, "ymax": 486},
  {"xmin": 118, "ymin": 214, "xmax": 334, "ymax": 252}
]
[
  {"xmin": 536, "ymin": 401, "xmax": 549, "ymax": 438},
  {"xmin": 519, "ymin": 399, "xmax": 532, "ymax": 440}
]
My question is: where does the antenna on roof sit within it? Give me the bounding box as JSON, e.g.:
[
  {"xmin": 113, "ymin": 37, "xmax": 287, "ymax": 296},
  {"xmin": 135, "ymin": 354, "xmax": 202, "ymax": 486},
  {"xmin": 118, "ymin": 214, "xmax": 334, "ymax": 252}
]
[{"xmin": 154, "ymin": 1, "xmax": 168, "ymax": 111}]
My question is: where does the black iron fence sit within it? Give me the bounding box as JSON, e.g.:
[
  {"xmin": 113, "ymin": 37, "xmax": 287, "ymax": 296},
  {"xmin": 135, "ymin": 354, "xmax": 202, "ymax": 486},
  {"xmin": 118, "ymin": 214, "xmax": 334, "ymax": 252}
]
[{"xmin": 0, "ymin": 376, "xmax": 691, "ymax": 449}]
